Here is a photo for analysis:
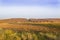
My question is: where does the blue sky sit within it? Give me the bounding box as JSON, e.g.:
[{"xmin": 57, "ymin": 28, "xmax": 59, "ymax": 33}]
[
  {"xmin": 0, "ymin": 0, "xmax": 60, "ymax": 19},
  {"xmin": 1, "ymin": 0, "xmax": 58, "ymax": 6}
]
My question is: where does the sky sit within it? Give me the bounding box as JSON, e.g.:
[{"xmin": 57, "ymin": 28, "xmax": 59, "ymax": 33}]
[{"xmin": 0, "ymin": 0, "xmax": 60, "ymax": 19}]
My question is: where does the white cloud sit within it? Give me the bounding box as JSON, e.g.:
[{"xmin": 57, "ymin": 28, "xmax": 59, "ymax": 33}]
[{"xmin": 0, "ymin": 6, "xmax": 58, "ymax": 19}]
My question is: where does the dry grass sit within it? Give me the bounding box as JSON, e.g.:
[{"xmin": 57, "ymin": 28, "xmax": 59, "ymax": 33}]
[{"xmin": 0, "ymin": 18, "xmax": 60, "ymax": 40}]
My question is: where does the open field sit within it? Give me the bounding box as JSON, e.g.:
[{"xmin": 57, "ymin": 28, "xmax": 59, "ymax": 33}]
[{"xmin": 0, "ymin": 18, "xmax": 60, "ymax": 40}]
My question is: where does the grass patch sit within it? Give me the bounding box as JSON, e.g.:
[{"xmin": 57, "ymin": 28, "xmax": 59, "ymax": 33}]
[{"xmin": 0, "ymin": 28, "xmax": 59, "ymax": 40}]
